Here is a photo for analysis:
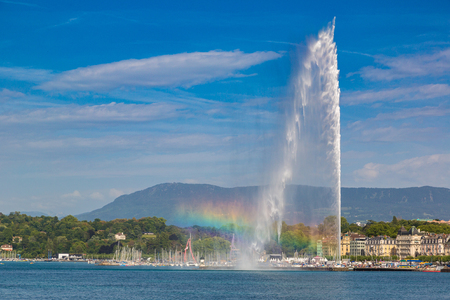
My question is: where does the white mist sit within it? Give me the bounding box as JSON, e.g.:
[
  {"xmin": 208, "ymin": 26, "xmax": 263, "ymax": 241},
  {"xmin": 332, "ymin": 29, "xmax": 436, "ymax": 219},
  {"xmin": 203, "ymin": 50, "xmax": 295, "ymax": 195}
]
[{"xmin": 256, "ymin": 18, "xmax": 341, "ymax": 262}]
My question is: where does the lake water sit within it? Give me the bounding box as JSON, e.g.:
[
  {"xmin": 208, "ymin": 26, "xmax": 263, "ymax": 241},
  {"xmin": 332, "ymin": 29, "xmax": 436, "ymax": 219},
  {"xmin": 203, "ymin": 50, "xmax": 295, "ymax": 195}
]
[{"xmin": 0, "ymin": 262, "xmax": 449, "ymax": 299}]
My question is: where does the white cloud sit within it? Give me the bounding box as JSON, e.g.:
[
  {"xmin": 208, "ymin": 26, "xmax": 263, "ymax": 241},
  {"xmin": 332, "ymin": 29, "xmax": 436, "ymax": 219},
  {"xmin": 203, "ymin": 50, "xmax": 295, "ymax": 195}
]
[
  {"xmin": 0, "ymin": 102, "xmax": 182, "ymax": 124},
  {"xmin": 89, "ymin": 192, "xmax": 104, "ymax": 200},
  {"xmin": 0, "ymin": 0, "xmax": 39, "ymax": 7},
  {"xmin": 0, "ymin": 88, "xmax": 25, "ymax": 102},
  {"xmin": 341, "ymin": 84, "xmax": 450, "ymax": 105},
  {"xmin": 351, "ymin": 48, "xmax": 450, "ymax": 81},
  {"xmin": 373, "ymin": 106, "xmax": 450, "ymax": 121},
  {"xmin": 354, "ymin": 153, "xmax": 450, "ymax": 188},
  {"xmin": 62, "ymin": 190, "xmax": 82, "ymax": 198},
  {"xmin": 0, "ymin": 66, "xmax": 53, "ymax": 82},
  {"xmin": 50, "ymin": 17, "xmax": 79, "ymax": 28},
  {"xmin": 0, "ymin": 131, "xmax": 258, "ymax": 158},
  {"xmin": 23, "ymin": 136, "xmax": 140, "ymax": 151},
  {"xmin": 155, "ymin": 134, "xmax": 235, "ymax": 149},
  {"xmin": 356, "ymin": 126, "xmax": 439, "ymax": 142},
  {"xmin": 109, "ymin": 188, "xmax": 124, "ymax": 198},
  {"xmin": 36, "ymin": 50, "xmax": 282, "ymax": 91}
]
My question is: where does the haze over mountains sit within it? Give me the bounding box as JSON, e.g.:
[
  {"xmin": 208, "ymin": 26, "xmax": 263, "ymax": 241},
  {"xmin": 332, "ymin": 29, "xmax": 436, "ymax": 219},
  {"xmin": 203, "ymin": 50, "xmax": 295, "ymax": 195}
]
[{"xmin": 74, "ymin": 183, "xmax": 450, "ymax": 226}]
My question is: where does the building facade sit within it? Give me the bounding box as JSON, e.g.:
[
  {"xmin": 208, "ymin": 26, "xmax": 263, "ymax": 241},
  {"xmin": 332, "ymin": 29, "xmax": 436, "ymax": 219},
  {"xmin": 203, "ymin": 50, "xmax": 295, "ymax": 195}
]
[
  {"xmin": 321, "ymin": 237, "xmax": 338, "ymax": 257},
  {"xmin": 420, "ymin": 234, "xmax": 446, "ymax": 256},
  {"xmin": 350, "ymin": 238, "xmax": 366, "ymax": 256},
  {"xmin": 396, "ymin": 226, "xmax": 422, "ymax": 259},
  {"xmin": 444, "ymin": 237, "xmax": 450, "ymax": 256},
  {"xmin": 114, "ymin": 232, "xmax": 126, "ymax": 241},
  {"xmin": 366, "ymin": 236, "xmax": 396, "ymax": 257},
  {"xmin": 341, "ymin": 232, "xmax": 366, "ymax": 257},
  {"xmin": 1, "ymin": 244, "xmax": 13, "ymax": 251},
  {"xmin": 341, "ymin": 233, "xmax": 351, "ymax": 256},
  {"xmin": 316, "ymin": 240, "xmax": 323, "ymax": 257}
]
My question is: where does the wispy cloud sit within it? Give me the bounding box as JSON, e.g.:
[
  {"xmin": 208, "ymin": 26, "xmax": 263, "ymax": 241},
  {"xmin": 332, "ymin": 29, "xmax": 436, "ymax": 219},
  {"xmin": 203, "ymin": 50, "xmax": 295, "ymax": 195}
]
[
  {"xmin": 0, "ymin": 102, "xmax": 182, "ymax": 124},
  {"xmin": 0, "ymin": 88, "xmax": 25, "ymax": 102},
  {"xmin": 1, "ymin": 133, "xmax": 256, "ymax": 155},
  {"xmin": 373, "ymin": 106, "xmax": 450, "ymax": 121},
  {"xmin": 49, "ymin": 17, "xmax": 79, "ymax": 28},
  {"xmin": 349, "ymin": 48, "xmax": 450, "ymax": 81},
  {"xmin": 109, "ymin": 188, "xmax": 124, "ymax": 198},
  {"xmin": 340, "ymin": 50, "xmax": 373, "ymax": 57},
  {"xmin": 89, "ymin": 192, "xmax": 104, "ymax": 201},
  {"xmin": 62, "ymin": 190, "xmax": 82, "ymax": 198},
  {"xmin": 0, "ymin": 66, "xmax": 53, "ymax": 83},
  {"xmin": 23, "ymin": 136, "xmax": 141, "ymax": 151},
  {"xmin": 353, "ymin": 126, "xmax": 440, "ymax": 143},
  {"xmin": 0, "ymin": 0, "xmax": 38, "ymax": 7},
  {"xmin": 354, "ymin": 153, "xmax": 450, "ymax": 188},
  {"xmin": 36, "ymin": 50, "xmax": 282, "ymax": 92},
  {"xmin": 341, "ymin": 84, "xmax": 450, "ymax": 105},
  {"xmin": 265, "ymin": 40, "xmax": 298, "ymax": 46}
]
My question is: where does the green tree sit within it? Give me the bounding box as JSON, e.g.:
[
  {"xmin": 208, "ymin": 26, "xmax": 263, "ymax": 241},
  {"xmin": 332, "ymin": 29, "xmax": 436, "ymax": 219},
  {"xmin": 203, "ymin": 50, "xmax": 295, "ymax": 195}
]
[
  {"xmin": 392, "ymin": 216, "xmax": 399, "ymax": 225},
  {"xmin": 341, "ymin": 217, "xmax": 350, "ymax": 233},
  {"xmin": 70, "ymin": 241, "xmax": 87, "ymax": 254},
  {"xmin": 1, "ymin": 227, "xmax": 13, "ymax": 243}
]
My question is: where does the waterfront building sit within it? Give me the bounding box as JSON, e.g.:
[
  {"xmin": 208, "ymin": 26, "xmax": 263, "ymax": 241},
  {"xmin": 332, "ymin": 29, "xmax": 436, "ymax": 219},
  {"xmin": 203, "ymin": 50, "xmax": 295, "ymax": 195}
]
[
  {"xmin": 341, "ymin": 232, "xmax": 365, "ymax": 256},
  {"xmin": 269, "ymin": 254, "xmax": 282, "ymax": 262},
  {"xmin": 444, "ymin": 237, "xmax": 450, "ymax": 256},
  {"xmin": 396, "ymin": 226, "xmax": 423, "ymax": 259},
  {"xmin": 316, "ymin": 240, "xmax": 323, "ymax": 257},
  {"xmin": 427, "ymin": 219, "xmax": 450, "ymax": 225},
  {"xmin": 312, "ymin": 256, "xmax": 326, "ymax": 263},
  {"xmin": 58, "ymin": 253, "xmax": 69, "ymax": 260},
  {"xmin": 321, "ymin": 237, "xmax": 338, "ymax": 257},
  {"xmin": 350, "ymin": 237, "xmax": 366, "ymax": 256},
  {"xmin": 341, "ymin": 233, "xmax": 351, "ymax": 256},
  {"xmin": 1, "ymin": 244, "xmax": 13, "ymax": 251},
  {"xmin": 420, "ymin": 234, "xmax": 446, "ymax": 256},
  {"xmin": 114, "ymin": 232, "xmax": 126, "ymax": 241},
  {"xmin": 366, "ymin": 236, "xmax": 396, "ymax": 257}
]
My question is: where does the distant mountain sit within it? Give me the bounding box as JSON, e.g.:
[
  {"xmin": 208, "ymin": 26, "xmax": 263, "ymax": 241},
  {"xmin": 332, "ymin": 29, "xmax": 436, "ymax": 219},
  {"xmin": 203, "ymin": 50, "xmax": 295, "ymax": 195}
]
[
  {"xmin": 341, "ymin": 186, "xmax": 450, "ymax": 223},
  {"xmin": 75, "ymin": 183, "xmax": 450, "ymax": 226}
]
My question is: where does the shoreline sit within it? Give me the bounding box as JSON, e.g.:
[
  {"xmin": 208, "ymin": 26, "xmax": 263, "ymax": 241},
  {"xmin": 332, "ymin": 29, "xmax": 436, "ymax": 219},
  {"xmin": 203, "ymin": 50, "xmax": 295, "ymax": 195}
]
[{"xmin": 2, "ymin": 260, "xmax": 448, "ymax": 272}]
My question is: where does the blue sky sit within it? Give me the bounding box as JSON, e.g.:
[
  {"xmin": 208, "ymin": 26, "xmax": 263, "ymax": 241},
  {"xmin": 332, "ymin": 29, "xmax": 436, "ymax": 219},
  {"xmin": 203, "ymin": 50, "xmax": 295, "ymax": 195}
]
[{"xmin": 1, "ymin": 0, "xmax": 450, "ymax": 216}]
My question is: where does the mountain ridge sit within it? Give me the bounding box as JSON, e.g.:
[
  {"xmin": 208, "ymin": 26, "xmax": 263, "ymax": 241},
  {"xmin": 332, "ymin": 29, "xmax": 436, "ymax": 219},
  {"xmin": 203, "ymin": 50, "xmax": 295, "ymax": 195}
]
[{"xmin": 75, "ymin": 183, "xmax": 450, "ymax": 226}]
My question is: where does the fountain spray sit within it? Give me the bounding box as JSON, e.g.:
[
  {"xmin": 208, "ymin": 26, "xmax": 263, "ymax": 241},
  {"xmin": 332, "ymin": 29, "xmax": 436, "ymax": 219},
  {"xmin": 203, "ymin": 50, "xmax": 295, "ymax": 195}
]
[{"xmin": 256, "ymin": 18, "xmax": 341, "ymax": 262}]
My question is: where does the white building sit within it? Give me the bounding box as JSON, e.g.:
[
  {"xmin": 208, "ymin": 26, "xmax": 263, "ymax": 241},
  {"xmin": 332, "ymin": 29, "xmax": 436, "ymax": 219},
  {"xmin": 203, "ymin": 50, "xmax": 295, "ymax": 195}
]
[
  {"xmin": 58, "ymin": 253, "xmax": 69, "ymax": 260},
  {"xmin": 350, "ymin": 238, "xmax": 366, "ymax": 256},
  {"xmin": 420, "ymin": 234, "xmax": 445, "ymax": 256},
  {"xmin": 396, "ymin": 226, "xmax": 422, "ymax": 259},
  {"xmin": 115, "ymin": 232, "xmax": 126, "ymax": 241},
  {"xmin": 366, "ymin": 236, "xmax": 396, "ymax": 257}
]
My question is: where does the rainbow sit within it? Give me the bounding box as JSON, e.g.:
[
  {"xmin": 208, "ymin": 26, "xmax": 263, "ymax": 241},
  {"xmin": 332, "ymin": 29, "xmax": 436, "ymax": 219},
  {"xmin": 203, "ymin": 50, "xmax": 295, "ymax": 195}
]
[{"xmin": 174, "ymin": 199, "xmax": 257, "ymax": 228}]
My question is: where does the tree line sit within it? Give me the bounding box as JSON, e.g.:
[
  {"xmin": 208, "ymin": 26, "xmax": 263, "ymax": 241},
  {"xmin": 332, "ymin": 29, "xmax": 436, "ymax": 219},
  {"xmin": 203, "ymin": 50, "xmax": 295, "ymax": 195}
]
[
  {"xmin": 341, "ymin": 216, "xmax": 450, "ymax": 237},
  {"xmin": 2, "ymin": 211, "xmax": 449, "ymax": 259}
]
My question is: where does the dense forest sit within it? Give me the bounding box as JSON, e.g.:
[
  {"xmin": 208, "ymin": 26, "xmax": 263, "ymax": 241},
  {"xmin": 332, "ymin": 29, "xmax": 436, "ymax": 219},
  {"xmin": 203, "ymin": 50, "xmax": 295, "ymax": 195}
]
[
  {"xmin": 0, "ymin": 212, "xmax": 261, "ymax": 258},
  {"xmin": 0, "ymin": 212, "xmax": 317, "ymax": 258},
  {"xmin": 1, "ymin": 212, "xmax": 450, "ymax": 259}
]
